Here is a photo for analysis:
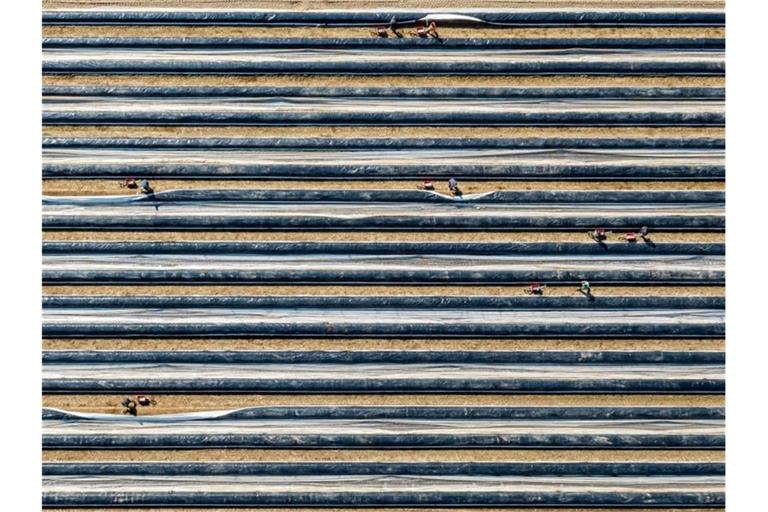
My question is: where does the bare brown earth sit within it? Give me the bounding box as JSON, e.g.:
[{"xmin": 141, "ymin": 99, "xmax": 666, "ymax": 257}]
[
  {"xmin": 42, "ymin": 180, "xmax": 725, "ymax": 196},
  {"xmin": 42, "ymin": 25, "xmax": 725, "ymax": 38},
  {"xmin": 42, "ymin": 125, "xmax": 725, "ymax": 140},
  {"xmin": 43, "ymin": 449, "xmax": 724, "ymax": 464},
  {"xmin": 43, "ymin": 74, "xmax": 725, "ymax": 88},
  {"xmin": 43, "ymin": 285, "xmax": 725, "ymax": 297},
  {"xmin": 42, "ymin": 0, "xmax": 726, "ymax": 10},
  {"xmin": 42, "ymin": 338, "xmax": 724, "ymax": 352},
  {"xmin": 42, "ymin": 231, "xmax": 725, "ymax": 242},
  {"xmin": 43, "ymin": 393, "xmax": 724, "ymax": 415}
]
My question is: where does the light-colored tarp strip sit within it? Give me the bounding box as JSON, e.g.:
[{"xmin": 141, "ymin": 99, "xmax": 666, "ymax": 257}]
[
  {"xmin": 42, "ymin": 202, "xmax": 725, "ymax": 218},
  {"xmin": 43, "ymin": 362, "xmax": 725, "ymax": 381},
  {"xmin": 42, "ymin": 148, "xmax": 724, "ymax": 167},
  {"xmin": 43, "ymin": 48, "xmax": 724, "ymax": 65},
  {"xmin": 43, "ymin": 417, "xmax": 724, "ymax": 437},
  {"xmin": 42, "ymin": 307, "xmax": 724, "ymax": 326},
  {"xmin": 43, "ymin": 96, "xmax": 724, "ymax": 115},
  {"xmin": 42, "ymin": 253, "xmax": 724, "ymax": 273},
  {"xmin": 43, "ymin": 473, "xmax": 724, "ymax": 494},
  {"xmin": 40, "ymin": 9, "xmax": 726, "ymax": 28}
]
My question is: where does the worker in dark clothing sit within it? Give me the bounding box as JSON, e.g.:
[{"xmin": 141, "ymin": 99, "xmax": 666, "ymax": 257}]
[
  {"xmin": 639, "ymin": 226, "xmax": 649, "ymax": 239},
  {"xmin": 121, "ymin": 396, "xmax": 138, "ymax": 416},
  {"xmin": 448, "ymin": 178, "xmax": 463, "ymax": 196},
  {"xmin": 590, "ymin": 227, "xmax": 607, "ymax": 242},
  {"xmin": 139, "ymin": 179, "xmax": 153, "ymax": 195}
]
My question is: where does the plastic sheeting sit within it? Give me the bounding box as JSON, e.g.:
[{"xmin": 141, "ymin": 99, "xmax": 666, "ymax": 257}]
[
  {"xmin": 41, "ymin": 253, "xmax": 725, "ymax": 284},
  {"xmin": 42, "ymin": 241, "xmax": 727, "ymax": 255},
  {"xmin": 42, "ymin": 295, "xmax": 726, "ymax": 310},
  {"xmin": 41, "ymin": 199, "xmax": 726, "ymax": 231},
  {"xmin": 43, "ymin": 349, "xmax": 723, "ymax": 365},
  {"xmin": 43, "ymin": 37, "xmax": 726, "ymax": 50},
  {"xmin": 42, "ymin": 148, "xmax": 724, "ymax": 166},
  {"xmin": 43, "ymin": 408, "xmax": 725, "ymax": 444},
  {"xmin": 43, "ymin": 460, "xmax": 725, "ymax": 476},
  {"xmin": 42, "ymin": 48, "xmax": 724, "ymax": 75},
  {"xmin": 43, "ymin": 405, "xmax": 725, "ymax": 421},
  {"xmin": 42, "ymin": 188, "xmax": 725, "ymax": 204},
  {"xmin": 41, "ymin": 306, "xmax": 725, "ymax": 338},
  {"xmin": 42, "ymin": 147, "xmax": 725, "ymax": 180},
  {"xmin": 42, "ymin": 473, "xmax": 724, "ymax": 493},
  {"xmin": 43, "ymin": 474, "xmax": 724, "ymax": 506},
  {"xmin": 42, "ymin": 96, "xmax": 725, "ymax": 126},
  {"xmin": 43, "ymin": 136, "xmax": 725, "ymax": 149},
  {"xmin": 42, "ymin": 85, "xmax": 726, "ymax": 99},
  {"xmin": 42, "ymin": 406, "xmax": 725, "ymax": 447},
  {"xmin": 42, "ymin": 136, "xmax": 725, "ymax": 150},
  {"xmin": 40, "ymin": 10, "xmax": 726, "ymax": 27}
]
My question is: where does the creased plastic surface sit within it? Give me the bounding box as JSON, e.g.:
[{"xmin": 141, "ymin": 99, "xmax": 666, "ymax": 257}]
[{"xmin": 42, "ymin": 96, "xmax": 725, "ymax": 125}]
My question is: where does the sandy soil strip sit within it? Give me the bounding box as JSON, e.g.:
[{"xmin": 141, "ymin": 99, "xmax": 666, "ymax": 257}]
[
  {"xmin": 42, "ymin": 25, "xmax": 725, "ymax": 39},
  {"xmin": 42, "ymin": 338, "xmax": 725, "ymax": 352},
  {"xmin": 43, "ymin": 74, "xmax": 725, "ymax": 88},
  {"xmin": 42, "ymin": 231, "xmax": 725, "ymax": 242},
  {"xmin": 42, "ymin": 449, "xmax": 724, "ymax": 464},
  {"xmin": 43, "ymin": 285, "xmax": 725, "ymax": 298},
  {"xmin": 42, "ymin": 393, "xmax": 724, "ymax": 413},
  {"xmin": 42, "ymin": 126, "xmax": 725, "ymax": 140},
  {"xmin": 42, "ymin": 0, "xmax": 726, "ymax": 10},
  {"xmin": 42, "ymin": 181, "xmax": 725, "ymax": 197}
]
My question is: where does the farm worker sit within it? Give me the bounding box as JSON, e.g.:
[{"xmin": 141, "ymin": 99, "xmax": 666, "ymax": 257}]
[
  {"xmin": 639, "ymin": 225, "xmax": 649, "ymax": 238},
  {"xmin": 427, "ymin": 21, "xmax": 438, "ymax": 37},
  {"xmin": 590, "ymin": 227, "xmax": 606, "ymax": 241},
  {"xmin": 527, "ymin": 282, "xmax": 546, "ymax": 295},
  {"xmin": 121, "ymin": 396, "xmax": 138, "ymax": 416},
  {"xmin": 139, "ymin": 179, "xmax": 153, "ymax": 195},
  {"xmin": 580, "ymin": 281, "xmax": 591, "ymax": 294},
  {"xmin": 136, "ymin": 395, "xmax": 154, "ymax": 407},
  {"xmin": 389, "ymin": 16, "xmax": 397, "ymax": 30},
  {"xmin": 418, "ymin": 179, "xmax": 435, "ymax": 191},
  {"xmin": 448, "ymin": 178, "xmax": 463, "ymax": 196}
]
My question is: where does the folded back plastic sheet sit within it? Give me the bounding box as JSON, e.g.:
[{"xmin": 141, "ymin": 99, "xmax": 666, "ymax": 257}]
[
  {"xmin": 42, "ymin": 405, "xmax": 725, "ymax": 448},
  {"xmin": 41, "ymin": 189, "xmax": 725, "ymax": 230}
]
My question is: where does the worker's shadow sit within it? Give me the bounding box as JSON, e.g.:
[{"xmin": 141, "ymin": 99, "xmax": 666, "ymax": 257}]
[
  {"xmin": 579, "ymin": 290, "xmax": 596, "ymax": 302},
  {"xmin": 642, "ymin": 236, "xmax": 656, "ymax": 248}
]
